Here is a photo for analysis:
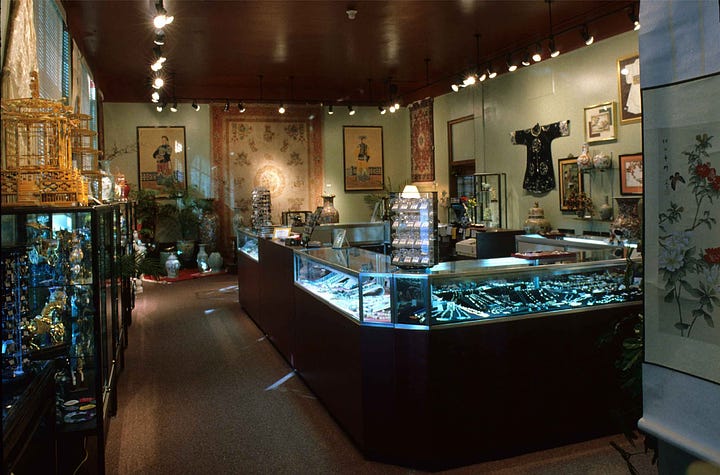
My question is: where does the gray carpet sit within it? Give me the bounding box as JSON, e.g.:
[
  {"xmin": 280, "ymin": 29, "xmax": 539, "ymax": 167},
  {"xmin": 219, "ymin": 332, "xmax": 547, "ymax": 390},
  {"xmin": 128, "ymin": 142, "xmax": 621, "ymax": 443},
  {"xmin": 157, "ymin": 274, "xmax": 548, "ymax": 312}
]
[{"xmin": 104, "ymin": 273, "xmax": 657, "ymax": 474}]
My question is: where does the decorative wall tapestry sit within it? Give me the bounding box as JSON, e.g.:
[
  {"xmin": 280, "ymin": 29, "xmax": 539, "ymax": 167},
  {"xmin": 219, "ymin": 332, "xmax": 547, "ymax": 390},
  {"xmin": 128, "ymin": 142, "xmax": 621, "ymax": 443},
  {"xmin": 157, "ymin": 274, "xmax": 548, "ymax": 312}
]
[
  {"xmin": 511, "ymin": 120, "xmax": 570, "ymax": 194},
  {"xmin": 410, "ymin": 98, "xmax": 435, "ymax": 182},
  {"xmin": 644, "ymin": 72, "xmax": 720, "ymax": 384},
  {"xmin": 211, "ymin": 104, "xmax": 323, "ymax": 258}
]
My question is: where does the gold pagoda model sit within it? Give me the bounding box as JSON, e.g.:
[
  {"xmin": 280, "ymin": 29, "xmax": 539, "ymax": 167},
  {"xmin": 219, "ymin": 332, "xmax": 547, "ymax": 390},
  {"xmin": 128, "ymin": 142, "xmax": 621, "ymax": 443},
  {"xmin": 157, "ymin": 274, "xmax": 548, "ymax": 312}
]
[{"xmin": 1, "ymin": 72, "xmax": 88, "ymax": 206}]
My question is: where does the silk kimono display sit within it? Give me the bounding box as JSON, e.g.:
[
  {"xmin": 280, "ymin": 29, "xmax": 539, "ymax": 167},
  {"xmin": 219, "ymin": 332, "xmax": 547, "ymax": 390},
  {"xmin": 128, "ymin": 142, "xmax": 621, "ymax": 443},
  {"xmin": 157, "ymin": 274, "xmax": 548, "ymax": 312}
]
[{"xmin": 511, "ymin": 120, "xmax": 570, "ymax": 194}]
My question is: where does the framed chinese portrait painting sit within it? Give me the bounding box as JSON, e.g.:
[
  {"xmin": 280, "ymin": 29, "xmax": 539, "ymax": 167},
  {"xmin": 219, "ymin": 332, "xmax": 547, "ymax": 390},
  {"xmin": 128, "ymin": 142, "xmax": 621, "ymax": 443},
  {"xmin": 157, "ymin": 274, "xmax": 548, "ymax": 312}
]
[
  {"xmin": 343, "ymin": 126, "xmax": 384, "ymax": 191},
  {"xmin": 137, "ymin": 126, "xmax": 187, "ymax": 194}
]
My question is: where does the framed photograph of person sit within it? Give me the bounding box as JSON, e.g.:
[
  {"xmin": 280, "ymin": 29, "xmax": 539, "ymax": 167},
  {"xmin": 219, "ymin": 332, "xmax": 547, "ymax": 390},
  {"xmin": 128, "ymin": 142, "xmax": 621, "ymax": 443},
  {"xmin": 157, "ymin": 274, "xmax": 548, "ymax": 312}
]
[
  {"xmin": 558, "ymin": 156, "xmax": 584, "ymax": 211},
  {"xmin": 343, "ymin": 126, "xmax": 384, "ymax": 191},
  {"xmin": 619, "ymin": 153, "xmax": 643, "ymax": 195},
  {"xmin": 136, "ymin": 126, "xmax": 187, "ymax": 194},
  {"xmin": 617, "ymin": 54, "xmax": 641, "ymax": 124},
  {"xmin": 584, "ymin": 102, "xmax": 617, "ymax": 143}
]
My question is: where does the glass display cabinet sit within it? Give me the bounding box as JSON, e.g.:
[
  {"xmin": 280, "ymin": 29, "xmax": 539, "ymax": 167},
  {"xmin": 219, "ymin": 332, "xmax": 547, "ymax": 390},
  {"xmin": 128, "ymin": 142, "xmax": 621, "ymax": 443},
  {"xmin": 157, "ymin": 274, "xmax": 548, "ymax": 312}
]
[
  {"xmin": 389, "ymin": 191, "xmax": 438, "ymax": 268},
  {"xmin": 473, "ymin": 172, "xmax": 507, "ymax": 228},
  {"xmin": 294, "ymin": 247, "xmax": 642, "ymax": 328},
  {"xmin": 1, "ymin": 204, "xmax": 123, "ymax": 473},
  {"xmin": 236, "ymin": 227, "xmax": 259, "ymax": 262},
  {"xmin": 294, "ymin": 247, "xmax": 394, "ymax": 324}
]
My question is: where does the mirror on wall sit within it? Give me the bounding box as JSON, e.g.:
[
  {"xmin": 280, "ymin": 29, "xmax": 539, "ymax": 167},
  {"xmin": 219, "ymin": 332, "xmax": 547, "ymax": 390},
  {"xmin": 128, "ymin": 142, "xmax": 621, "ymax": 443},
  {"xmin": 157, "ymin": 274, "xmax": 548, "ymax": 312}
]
[{"xmin": 448, "ymin": 115, "xmax": 476, "ymax": 197}]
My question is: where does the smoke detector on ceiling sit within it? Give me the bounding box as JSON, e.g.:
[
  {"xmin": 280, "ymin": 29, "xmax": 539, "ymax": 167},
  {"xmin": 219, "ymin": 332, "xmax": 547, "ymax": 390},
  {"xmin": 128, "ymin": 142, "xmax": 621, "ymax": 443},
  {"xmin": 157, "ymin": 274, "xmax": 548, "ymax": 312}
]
[{"xmin": 346, "ymin": 8, "xmax": 358, "ymax": 20}]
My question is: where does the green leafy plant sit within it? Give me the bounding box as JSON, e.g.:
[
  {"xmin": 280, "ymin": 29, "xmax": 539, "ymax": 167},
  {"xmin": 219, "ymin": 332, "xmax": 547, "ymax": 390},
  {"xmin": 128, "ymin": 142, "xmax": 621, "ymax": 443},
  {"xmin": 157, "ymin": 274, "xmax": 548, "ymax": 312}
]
[{"xmin": 119, "ymin": 252, "xmax": 164, "ymax": 279}]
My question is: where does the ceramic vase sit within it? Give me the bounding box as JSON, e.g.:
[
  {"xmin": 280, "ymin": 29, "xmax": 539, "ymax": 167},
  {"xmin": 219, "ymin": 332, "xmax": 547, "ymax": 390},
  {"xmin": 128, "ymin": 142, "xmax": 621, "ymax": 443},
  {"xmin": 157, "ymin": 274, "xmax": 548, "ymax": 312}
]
[
  {"xmin": 598, "ymin": 195, "xmax": 613, "ymax": 221},
  {"xmin": 576, "ymin": 144, "xmax": 593, "ymax": 171},
  {"xmin": 208, "ymin": 252, "xmax": 223, "ymax": 272},
  {"xmin": 319, "ymin": 194, "xmax": 340, "ymax": 224},
  {"xmin": 523, "ymin": 202, "xmax": 551, "ymax": 233},
  {"xmin": 196, "ymin": 243, "xmax": 209, "ymax": 272},
  {"xmin": 176, "ymin": 240, "xmax": 195, "ymax": 264},
  {"xmin": 592, "ymin": 152, "xmax": 612, "ymax": 170},
  {"xmin": 610, "ymin": 197, "xmax": 641, "ymax": 241},
  {"xmin": 165, "ymin": 253, "xmax": 180, "ymax": 278},
  {"xmin": 198, "ymin": 203, "xmax": 219, "ymax": 252}
]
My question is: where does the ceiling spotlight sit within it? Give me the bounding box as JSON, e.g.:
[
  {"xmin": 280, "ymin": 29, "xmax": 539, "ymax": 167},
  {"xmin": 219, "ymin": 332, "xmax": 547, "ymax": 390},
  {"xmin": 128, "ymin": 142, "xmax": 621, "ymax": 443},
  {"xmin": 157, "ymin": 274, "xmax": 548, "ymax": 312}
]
[
  {"xmin": 393, "ymin": 101, "xmax": 400, "ymax": 110},
  {"xmin": 153, "ymin": 46, "xmax": 166, "ymax": 64},
  {"xmin": 328, "ymin": 105, "xmax": 334, "ymax": 115},
  {"xmin": 151, "ymin": 91, "xmax": 160, "ymax": 102},
  {"xmin": 477, "ymin": 70, "xmax": 487, "ymax": 82},
  {"xmin": 346, "ymin": 8, "xmax": 358, "ymax": 20},
  {"xmin": 153, "ymin": 1, "xmax": 174, "ymax": 29},
  {"xmin": 549, "ymin": 37, "xmax": 560, "ymax": 58},
  {"xmin": 451, "ymin": 83, "xmax": 460, "ymax": 92},
  {"xmin": 628, "ymin": 6, "xmax": 640, "ymax": 31},
  {"xmin": 348, "ymin": 105, "xmax": 356, "ymax": 115},
  {"xmin": 507, "ymin": 55, "xmax": 518, "ymax": 72},
  {"xmin": 532, "ymin": 43, "xmax": 542, "ymax": 62},
  {"xmin": 238, "ymin": 102, "xmax": 246, "ymax": 113},
  {"xmin": 379, "ymin": 105, "xmax": 387, "ymax": 114},
  {"xmin": 278, "ymin": 104, "xmax": 286, "ymax": 114},
  {"xmin": 170, "ymin": 102, "xmax": 178, "ymax": 112},
  {"xmin": 521, "ymin": 51, "xmax": 531, "ymax": 67},
  {"xmin": 389, "ymin": 104, "xmax": 397, "ymax": 113},
  {"xmin": 156, "ymin": 102, "xmax": 165, "ymax": 112},
  {"xmin": 152, "ymin": 76, "xmax": 164, "ymax": 89},
  {"xmin": 487, "ymin": 64, "xmax": 497, "ymax": 79},
  {"xmin": 192, "ymin": 100, "xmax": 200, "ymax": 111},
  {"xmin": 224, "ymin": 100, "xmax": 230, "ymax": 112},
  {"xmin": 151, "ymin": 61, "xmax": 163, "ymax": 72},
  {"xmin": 581, "ymin": 25, "xmax": 594, "ymax": 46},
  {"xmin": 153, "ymin": 30, "xmax": 165, "ymax": 45},
  {"xmin": 463, "ymin": 73, "xmax": 476, "ymax": 86}
]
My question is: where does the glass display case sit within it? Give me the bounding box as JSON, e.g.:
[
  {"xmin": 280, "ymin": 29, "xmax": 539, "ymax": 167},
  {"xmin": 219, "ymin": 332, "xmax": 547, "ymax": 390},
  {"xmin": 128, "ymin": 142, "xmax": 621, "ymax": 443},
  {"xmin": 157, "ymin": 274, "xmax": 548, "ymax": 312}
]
[
  {"xmin": 236, "ymin": 228, "xmax": 259, "ymax": 261},
  {"xmin": 1, "ymin": 204, "xmax": 122, "ymax": 473},
  {"xmin": 294, "ymin": 248, "xmax": 394, "ymax": 324},
  {"xmin": 389, "ymin": 191, "xmax": 438, "ymax": 268},
  {"xmin": 473, "ymin": 172, "xmax": 507, "ymax": 228},
  {"xmin": 294, "ymin": 247, "xmax": 642, "ymax": 328}
]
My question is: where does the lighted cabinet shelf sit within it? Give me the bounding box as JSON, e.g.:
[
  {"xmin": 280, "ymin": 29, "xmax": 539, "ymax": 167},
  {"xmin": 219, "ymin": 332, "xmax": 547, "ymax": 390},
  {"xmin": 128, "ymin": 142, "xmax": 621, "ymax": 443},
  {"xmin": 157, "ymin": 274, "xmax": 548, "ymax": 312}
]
[{"xmin": 1, "ymin": 204, "xmax": 125, "ymax": 474}]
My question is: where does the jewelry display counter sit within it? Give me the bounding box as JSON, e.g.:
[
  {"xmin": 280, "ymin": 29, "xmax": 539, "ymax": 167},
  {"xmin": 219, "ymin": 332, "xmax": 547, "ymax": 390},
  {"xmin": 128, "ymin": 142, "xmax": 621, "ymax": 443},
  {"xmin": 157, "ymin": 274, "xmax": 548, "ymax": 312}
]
[
  {"xmin": 236, "ymin": 228, "xmax": 260, "ymax": 320},
  {"xmin": 291, "ymin": 246, "xmax": 642, "ymax": 470},
  {"xmin": 1, "ymin": 204, "xmax": 124, "ymax": 474}
]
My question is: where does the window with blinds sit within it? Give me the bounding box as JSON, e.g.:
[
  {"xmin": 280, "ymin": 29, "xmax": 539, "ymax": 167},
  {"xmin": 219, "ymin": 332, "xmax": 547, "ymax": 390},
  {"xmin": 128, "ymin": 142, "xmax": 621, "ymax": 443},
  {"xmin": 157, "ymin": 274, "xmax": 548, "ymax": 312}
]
[
  {"xmin": 35, "ymin": 0, "xmax": 70, "ymax": 101},
  {"xmin": 81, "ymin": 61, "xmax": 98, "ymax": 146}
]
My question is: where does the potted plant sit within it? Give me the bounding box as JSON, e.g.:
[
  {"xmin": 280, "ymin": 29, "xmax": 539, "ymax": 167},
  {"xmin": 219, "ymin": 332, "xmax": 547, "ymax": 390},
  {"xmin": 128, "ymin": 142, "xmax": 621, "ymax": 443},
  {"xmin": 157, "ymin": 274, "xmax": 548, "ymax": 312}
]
[
  {"xmin": 130, "ymin": 187, "xmax": 159, "ymax": 244},
  {"xmin": 156, "ymin": 180, "xmax": 203, "ymax": 263}
]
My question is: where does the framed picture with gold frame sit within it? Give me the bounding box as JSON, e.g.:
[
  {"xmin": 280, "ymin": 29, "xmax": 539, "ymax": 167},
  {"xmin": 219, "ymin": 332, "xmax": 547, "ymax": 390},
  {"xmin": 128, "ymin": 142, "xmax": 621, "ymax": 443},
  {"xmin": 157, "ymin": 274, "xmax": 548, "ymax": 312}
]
[
  {"xmin": 584, "ymin": 101, "xmax": 617, "ymax": 143},
  {"xmin": 558, "ymin": 156, "xmax": 583, "ymax": 211},
  {"xmin": 617, "ymin": 54, "xmax": 641, "ymax": 124},
  {"xmin": 343, "ymin": 126, "xmax": 384, "ymax": 191}
]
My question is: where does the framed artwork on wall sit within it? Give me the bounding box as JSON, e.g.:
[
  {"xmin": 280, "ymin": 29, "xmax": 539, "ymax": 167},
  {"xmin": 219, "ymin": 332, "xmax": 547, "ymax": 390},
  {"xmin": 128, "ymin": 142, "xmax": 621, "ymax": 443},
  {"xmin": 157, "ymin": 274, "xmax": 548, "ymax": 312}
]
[
  {"xmin": 617, "ymin": 54, "xmax": 641, "ymax": 124},
  {"xmin": 343, "ymin": 126, "xmax": 384, "ymax": 191},
  {"xmin": 619, "ymin": 153, "xmax": 643, "ymax": 195},
  {"xmin": 584, "ymin": 101, "xmax": 617, "ymax": 143},
  {"xmin": 558, "ymin": 156, "xmax": 583, "ymax": 211},
  {"xmin": 137, "ymin": 126, "xmax": 187, "ymax": 194}
]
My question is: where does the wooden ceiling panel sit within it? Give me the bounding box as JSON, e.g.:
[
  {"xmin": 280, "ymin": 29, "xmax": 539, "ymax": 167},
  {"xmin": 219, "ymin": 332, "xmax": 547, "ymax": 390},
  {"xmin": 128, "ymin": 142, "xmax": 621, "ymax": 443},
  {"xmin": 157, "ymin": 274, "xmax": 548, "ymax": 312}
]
[{"xmin": 61, "ymin": 0, "xmax": 638, "ymax": 106}]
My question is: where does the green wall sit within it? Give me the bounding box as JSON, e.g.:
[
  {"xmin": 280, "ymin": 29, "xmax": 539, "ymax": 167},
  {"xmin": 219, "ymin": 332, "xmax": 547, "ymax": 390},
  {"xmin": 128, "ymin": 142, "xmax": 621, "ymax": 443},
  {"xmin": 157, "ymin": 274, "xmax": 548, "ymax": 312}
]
[{"xmin": 104, "ymin": 30, "xmax": 639, "ymax": 231}]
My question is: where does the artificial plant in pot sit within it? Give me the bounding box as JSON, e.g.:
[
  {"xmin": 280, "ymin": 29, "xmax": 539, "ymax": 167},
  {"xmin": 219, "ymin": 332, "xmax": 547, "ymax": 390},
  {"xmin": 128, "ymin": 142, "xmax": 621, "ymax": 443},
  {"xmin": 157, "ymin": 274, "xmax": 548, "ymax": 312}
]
[
  {"xmin": 130, "ymin": 187, "xmax": 160, "ymax": 245},
  {"xmin": 156, "ymin": 180, "xmax": 203, "ymax": 263}
]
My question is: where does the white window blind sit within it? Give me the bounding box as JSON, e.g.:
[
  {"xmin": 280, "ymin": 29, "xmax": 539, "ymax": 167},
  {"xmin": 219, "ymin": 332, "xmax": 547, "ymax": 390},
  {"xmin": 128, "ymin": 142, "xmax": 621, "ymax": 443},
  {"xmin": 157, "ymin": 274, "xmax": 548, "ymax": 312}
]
[
  {"xmin": 81, "ymin": 61, "xmax": 98, "ymax": 146},
  {"xmin": 34, "ymin": 0, "xmax": 65, "ymax": 100}
]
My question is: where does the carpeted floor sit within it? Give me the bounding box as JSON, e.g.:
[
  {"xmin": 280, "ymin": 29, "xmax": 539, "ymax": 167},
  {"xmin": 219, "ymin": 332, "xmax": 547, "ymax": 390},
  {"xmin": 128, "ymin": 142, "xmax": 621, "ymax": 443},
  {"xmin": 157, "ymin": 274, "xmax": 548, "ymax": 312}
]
[{"xmin": 103, "ymin": 273, "xmax": 657, "ymax": 474}]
